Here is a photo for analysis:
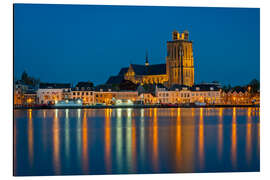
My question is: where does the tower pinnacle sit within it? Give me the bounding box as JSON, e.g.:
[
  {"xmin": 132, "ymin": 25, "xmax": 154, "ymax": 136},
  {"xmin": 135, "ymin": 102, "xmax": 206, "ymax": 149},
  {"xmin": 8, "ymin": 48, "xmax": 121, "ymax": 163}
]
[{"xmin": 145, "ymin": 50, "xmax": 149, "ymax": 66}]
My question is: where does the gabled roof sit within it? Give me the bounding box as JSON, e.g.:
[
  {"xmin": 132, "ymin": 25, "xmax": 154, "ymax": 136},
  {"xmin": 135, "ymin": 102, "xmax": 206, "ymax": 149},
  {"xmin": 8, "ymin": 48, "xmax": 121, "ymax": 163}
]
[
  {"xmin": 131, "ymin": 63, "xmax": 166, "ymax": 76},
  {"xmin": 231, "ymin": 87, "xmax": 247, "ymax": 93}
]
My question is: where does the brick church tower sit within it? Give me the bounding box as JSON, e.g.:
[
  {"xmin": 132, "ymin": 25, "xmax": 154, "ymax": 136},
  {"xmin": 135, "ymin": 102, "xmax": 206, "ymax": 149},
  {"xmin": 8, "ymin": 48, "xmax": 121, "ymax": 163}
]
[{"xmin": 166, "ymin": 30, "xmax": 194, "ymax": 87}]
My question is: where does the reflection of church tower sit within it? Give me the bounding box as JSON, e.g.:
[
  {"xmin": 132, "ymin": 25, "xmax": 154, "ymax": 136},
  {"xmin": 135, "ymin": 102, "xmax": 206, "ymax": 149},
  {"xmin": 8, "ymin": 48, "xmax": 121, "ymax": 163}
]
[
  {"xmin": 166, "ymin": 30, "xmax": 194, "ymax": 87},
  {"xmin": 145, "ymin": 50, "xmax": 149, "ymax": 66}
]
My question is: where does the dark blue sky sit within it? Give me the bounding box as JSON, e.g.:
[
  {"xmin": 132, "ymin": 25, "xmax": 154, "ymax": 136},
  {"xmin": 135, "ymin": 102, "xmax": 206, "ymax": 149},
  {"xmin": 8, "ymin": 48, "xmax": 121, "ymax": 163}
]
[{"xmin": 14, "ymin": 4, "xmax": 260, "ymax": 86}]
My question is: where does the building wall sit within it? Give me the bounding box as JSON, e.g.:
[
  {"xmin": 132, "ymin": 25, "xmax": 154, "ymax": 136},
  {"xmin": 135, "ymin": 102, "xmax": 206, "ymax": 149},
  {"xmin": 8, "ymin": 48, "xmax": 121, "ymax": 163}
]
[
  {"xmin": 142, "ymin": 74, "xmax": 168, "ymax": 84},
  {"xmin": 94, "ymin": 91, "xmax": 114, "ymax": 105},
  {"xmin": 166, "ymin": 31, "xmax": 194, "ymax": 87},
  {"xmin": 190, "ymin": 91, "xmax": 221, "ymax": 104},
  {"xmin": 114, "ymin": 91, "xmax": 138, "ymax": 101},
  {"xmin": 71, "ymin": 91, "xmax": 94, "ymax": 105},
  {"xmin": 156, "ymin": 88, "xmax": 221, "ymax": 105},
  {"xmin": 37, "ymin": 89, "xmax": 64, "ymax": 104},
  {"xmin": 124, "ymin": 66, "xmax": 168, "ymax": 85},
  {"xmin": 14, "ymin": 90, "xmax": 23, "ymax": 106},
  {"xmin": 23, "ymin": 94, "xmax": 37, "ymax": 105},
  {"xmin": 221, "ymin": 91, "xmax": 250, "ymax": 105}
]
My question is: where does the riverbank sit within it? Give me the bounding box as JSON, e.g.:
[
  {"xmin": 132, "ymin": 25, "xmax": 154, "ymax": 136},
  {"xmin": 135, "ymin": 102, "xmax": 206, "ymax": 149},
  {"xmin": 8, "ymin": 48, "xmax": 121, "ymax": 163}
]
[{"xmin": 14, "ymin": 104, "xmax": 260, "ymax": 110}]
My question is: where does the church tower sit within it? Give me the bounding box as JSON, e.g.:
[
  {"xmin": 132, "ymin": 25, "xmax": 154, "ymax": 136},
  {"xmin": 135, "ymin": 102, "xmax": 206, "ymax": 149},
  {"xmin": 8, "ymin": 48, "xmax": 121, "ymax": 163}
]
[
  {"xmin": 166, "ymin": 30, "xmax": 194, "ymax": 87},
  {"xmin": 145, "ymin": 50, "xmax": 149, "ymax": 66}
]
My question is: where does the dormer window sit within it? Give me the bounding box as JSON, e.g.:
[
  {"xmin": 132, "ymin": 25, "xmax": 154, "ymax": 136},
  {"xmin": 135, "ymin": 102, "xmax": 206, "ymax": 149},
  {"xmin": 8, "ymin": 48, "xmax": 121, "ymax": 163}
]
[
  {"xmin": 210, "ymin": 87, "xmax": 214, "ymax": 91},
  {"xmin": 196, "ymin": 87, "xmax": 200, "ymax": 91}
]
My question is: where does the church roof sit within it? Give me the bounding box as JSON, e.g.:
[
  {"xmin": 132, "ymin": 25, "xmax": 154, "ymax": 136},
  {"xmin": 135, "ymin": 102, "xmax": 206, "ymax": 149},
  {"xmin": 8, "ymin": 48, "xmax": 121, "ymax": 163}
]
[
  {"xmin": 131, "ymin": 63, "xmax": 166, "ymax": 76},
  {"xmin": 106, "ymin": 75, "xmax": 124, "ymax": 84},
  {"xmin": 118, "ymin": 67, "xmax": 129, "ymax": 76}
]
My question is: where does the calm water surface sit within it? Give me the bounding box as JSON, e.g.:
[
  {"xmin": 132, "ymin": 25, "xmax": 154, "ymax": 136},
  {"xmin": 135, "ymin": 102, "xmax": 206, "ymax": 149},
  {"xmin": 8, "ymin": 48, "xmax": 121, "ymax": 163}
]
[{"xmin": 14, "ymin": 108, "xmax": 260, "ymax": 176}]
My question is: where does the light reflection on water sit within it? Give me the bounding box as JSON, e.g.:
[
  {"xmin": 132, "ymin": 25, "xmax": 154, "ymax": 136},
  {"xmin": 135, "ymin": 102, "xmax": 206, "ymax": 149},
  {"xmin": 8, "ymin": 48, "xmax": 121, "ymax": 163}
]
[{"xmin": 14, "ymin": 108, "xmax": 260, "ymax": 176}]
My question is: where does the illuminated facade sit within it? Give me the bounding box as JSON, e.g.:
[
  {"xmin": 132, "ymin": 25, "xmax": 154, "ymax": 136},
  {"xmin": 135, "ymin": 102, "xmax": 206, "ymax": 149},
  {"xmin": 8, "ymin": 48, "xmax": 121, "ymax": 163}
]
[
  {"xmin": 71, "ymin": 82, "xmax": 95, "ymax": 105},
  {"xmin": 221, "ymin": 90, "xmax": 250, "ymax": 105},
  {"xmin": 155, "ymin": 84, "xmax": 221, "ymax": 105},
  {"xmin": 37, "ymin": 83, "xmax": 71, "ymax": 104},
  {"xmin": 106, "ymin": 30, "xmax": 195, "ymax": 88},
  {"xmin": 124, "ymin": 63, "xmax": 168, "ymax": 85},
  {"xmin": 166, "ymin": 30, "xmax": 194, "ymax": 87}
]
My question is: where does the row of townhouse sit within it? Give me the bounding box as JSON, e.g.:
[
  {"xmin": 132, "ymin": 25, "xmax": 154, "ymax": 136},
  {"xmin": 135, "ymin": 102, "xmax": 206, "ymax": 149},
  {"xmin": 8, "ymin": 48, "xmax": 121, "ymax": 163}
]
[
  {"xmin": 221, "ymin": 88, "xmax": 260, "ymax": 105},
  {"xmin": 36, "ymin": 82, "xmax": 139, "ymax": 105},
  {"xmin": 15, "ymin": 81, "xmax": 258, "ymax": 106},
  {"xmin": 151, "ymin": 84, "xmax": 222, "ymax": 105}
]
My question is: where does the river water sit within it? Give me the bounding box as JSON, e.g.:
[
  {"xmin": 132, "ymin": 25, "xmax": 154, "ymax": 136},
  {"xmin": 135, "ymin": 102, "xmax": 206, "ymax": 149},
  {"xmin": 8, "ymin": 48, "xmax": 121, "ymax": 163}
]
[{"xmin": 13, "ymin": 107, "xmax": 260, "ymax": 176}]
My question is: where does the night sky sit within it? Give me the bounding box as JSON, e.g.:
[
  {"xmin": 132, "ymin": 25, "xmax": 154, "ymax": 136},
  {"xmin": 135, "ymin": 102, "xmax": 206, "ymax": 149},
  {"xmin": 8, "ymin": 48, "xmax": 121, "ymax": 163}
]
[{"xmin": 14, "ymin": 4, "xmax": 260, "ymax": 86}]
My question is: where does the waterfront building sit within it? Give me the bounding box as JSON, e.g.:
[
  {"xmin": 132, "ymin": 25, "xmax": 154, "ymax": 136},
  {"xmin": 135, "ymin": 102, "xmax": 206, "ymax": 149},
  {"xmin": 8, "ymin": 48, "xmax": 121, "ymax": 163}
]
[
  {"xmin": 169, "ymin": 85, "xmax": 191, "ymax": 104},
  {"xmin": 221, "ymin": 88, "xmax": 250, "ymax": 105},
  {"xmin": 93, "ymin": 90, "xmax": 139, "ymax": 105},
  {"xmin": 155, "ymin": 83, "xmax": 221, "ymax": 105},
  {"xmin": 94, "ymin": 90, "xmax": 114, "ymax": 105},
  {"xmin": 155, "ymin": 87, "xmax": 170, "ymax": 104},
  {"xmin": 189, "ymin": 84, "xmax": 221, "ymax": 104},
  {"xmin": 140, "ymin": 92, "xmax": 157, "ymax": 104},
  {"xmin": 114, "ymin": 91, "xmax": 138, "ymax": 102},
  {"xmin": 23, "ymin": 90, "xmax": 37, "ymax": 106},
  {"xmin": 14, "ymin": 81, "xmax": 35, "ymax": 106},
  {"xmin": 155, "ymin": 86, "xmax": 191, "ymax": 104},
  {"xmin": 251, "ymin": 91, "xmax": 260, "ymax": 105},
  {"xmin": 71, "ymin": 82, "xmax": 94, "ymax": 105},
  {"xmin": 106, "ymin": 30, "xmax": 195, "ymax": 88},
  {"xmin": 37, "ymin": 83, "xmax": 71, "ymax": 104},
  {"xmin": 14, "ymin": 84, "xmax": 25, "ymax": 106}
]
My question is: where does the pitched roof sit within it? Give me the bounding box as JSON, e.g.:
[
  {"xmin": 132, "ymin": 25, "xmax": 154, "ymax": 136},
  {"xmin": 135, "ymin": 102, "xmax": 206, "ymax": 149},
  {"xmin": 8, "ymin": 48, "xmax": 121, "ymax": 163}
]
[
  {"xmin": 39, "ymin": 83, "xmax": 71, "ymax": 89},
  {"xmin": 190, "ymin": 84, "xmax": 220, "ymax": 91},
  {"xmin": 170, "ymin": 84, "xmax": 190, "ymax": 91},
  {"xmin": 131, "ymin": 63, "xmax": 166, "ymax": 75},
  {"xmin": 76, "ymin": 82, "xmax": 92, "ymax": 87},
  {"xmin": 118, "ymin": 67, "xmax": 129, "ymax": 76},
  {"xmin": 106, "ymin": 75, "xmax": 124, "ymax": 84}
]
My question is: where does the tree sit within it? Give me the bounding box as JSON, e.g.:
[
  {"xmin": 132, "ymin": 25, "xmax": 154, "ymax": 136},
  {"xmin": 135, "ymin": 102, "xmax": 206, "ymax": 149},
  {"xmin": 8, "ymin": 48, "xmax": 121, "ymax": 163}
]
[
  {"xmin": 248, "ymin": 79, "xmax": 260, "ymax": 94},
  {"xmin": 20, "ymin": 71, "xmax": 40, "ymax": 87},
  {"xmin": 21, "ymin": 71, "xmax": 28, "ymax": 83}
]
